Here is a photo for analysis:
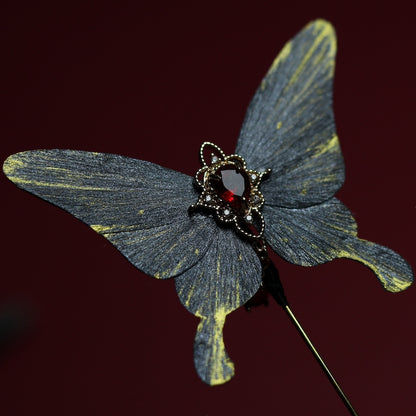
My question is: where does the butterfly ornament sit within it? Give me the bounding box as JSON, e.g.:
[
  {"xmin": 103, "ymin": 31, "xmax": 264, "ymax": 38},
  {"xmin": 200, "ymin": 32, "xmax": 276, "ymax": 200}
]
[{"xmin": 3, "ymin": 20, "xmax": 413, "ymax": 413}]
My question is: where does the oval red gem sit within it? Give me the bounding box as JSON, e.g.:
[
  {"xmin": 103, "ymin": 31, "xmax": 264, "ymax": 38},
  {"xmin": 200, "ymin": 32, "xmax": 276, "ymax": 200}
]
[{"xmin": 210, "ymin": 166, "xmax": 251, "ymax": 215}]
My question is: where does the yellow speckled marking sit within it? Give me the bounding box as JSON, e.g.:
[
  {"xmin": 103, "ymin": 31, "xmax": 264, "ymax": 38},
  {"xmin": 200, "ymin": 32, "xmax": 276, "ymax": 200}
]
[
  {"xmin": 196, "ymin": 307, "xmax": 234, "ymax": 386},
  {"xmin": 329, "ymin": 222, "xmax": 356, "ymax": 235},
  {"xmin": 337, "ymin": 239, "xmax": 412, "ymax": 293},
  {"xmin": 154, "ymin": 258, "xmax": 186, "ymax": 279},
  {"xmin": 184, "ymin": 271, "xmax": 201, "ymax": 307},
  {"xmin": 45, "ymin": 167, "xmax": 71, "ymax": 173},
  {"xmin": 8, "ymin": 176, "xmax": 111, "ymax": 191},
  {"xmin": 90, "ymin": 224, "xmax": 137, "ymax": 234},
  {"xmin": 287, "ymin": 21, "xmax": 335, "ymax": 90},
  {"xmin": 3, "ymin": 156, "xmax": 25, "ymax": 176},
  {"xmin": 276, "ymin": 121, "xmax": 283, "ymax": 130},
  {"xmin": 138, "ymin": 209, "xmax": 144, "ymax": 215},
  {"xmin": 269, "ymin": 41, "xmax": 292, "ymax": 74},
  {"xmin": 311, "ymin": 135, "xmax": 339, "ymax": 158},
  {"xmin": 171, "ymin": 259, "xmax": 186, "ymax": 276},
  {"xmin": 261, "ymin": 41, "xmax": 292, "ymax": 91},
  {"xmin": 195, "ymin": 248, "xmax": 200, "ymax": 255},
  {"xmin": 234, "ymin": 277, "xmax": 240, "ymax": 306},
  {"xmin": 91, "ymin": 224, "xmax": 114, "ymax": 233}
]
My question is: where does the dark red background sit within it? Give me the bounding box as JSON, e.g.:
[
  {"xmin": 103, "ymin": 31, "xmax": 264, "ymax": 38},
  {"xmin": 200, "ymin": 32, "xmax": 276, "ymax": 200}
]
[{"xmin": 1, "ymin": 1, "xmax": 415, "ymax": 415}]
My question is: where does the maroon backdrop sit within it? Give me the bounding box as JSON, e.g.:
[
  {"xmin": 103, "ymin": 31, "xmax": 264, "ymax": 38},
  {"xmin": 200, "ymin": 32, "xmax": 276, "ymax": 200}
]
[{"xmin": 1, "ymin": 1, "xmax": 415, "ymax": 415}]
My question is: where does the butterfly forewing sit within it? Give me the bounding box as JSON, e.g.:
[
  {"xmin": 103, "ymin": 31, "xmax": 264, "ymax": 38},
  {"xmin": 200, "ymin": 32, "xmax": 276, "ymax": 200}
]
[
  {"xmin": 3, "ymin": 150, "xmax": 216, "ymax": 279},
  {"xmin": 236, "ymin": 20, "xmax": 344, "ymax": 208}
]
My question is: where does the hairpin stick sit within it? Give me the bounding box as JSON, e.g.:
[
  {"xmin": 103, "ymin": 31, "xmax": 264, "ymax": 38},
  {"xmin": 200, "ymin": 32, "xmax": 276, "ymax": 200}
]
[{"xmin": 263, "ymin": 261, "xmax": 359, "ymax": 416}]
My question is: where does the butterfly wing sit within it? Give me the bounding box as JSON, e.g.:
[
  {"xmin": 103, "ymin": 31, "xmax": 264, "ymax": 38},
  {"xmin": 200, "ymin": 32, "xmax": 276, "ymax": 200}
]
[
  {"xmin": 236, "ymin": 19, "xmax": 413, "ymax": 291},
  {"xmin": 3, "ymin": 150, "xmax": 216, "ymax": 279},
  {"xmin": 264, "ymin": 198, "xmax": 413, "ymax": 291},
  {"xmin": 175, "ymin": 226, "xmax": 262, "ymax": 385},
  {"xmin": 235, "ymin": 19, "xmax": 343, "ymax": 208}
]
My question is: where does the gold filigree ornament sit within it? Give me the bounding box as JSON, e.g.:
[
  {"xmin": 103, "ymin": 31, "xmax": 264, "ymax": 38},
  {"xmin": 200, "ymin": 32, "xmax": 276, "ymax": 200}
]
[{"xmin": 190, "ymin": 142, "xmax": 271, "ymax": 240}]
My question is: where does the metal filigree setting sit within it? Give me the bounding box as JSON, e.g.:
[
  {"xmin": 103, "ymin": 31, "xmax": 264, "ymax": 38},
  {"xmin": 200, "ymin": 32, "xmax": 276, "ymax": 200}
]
[{"xmin": 190, "ymin": 142, "xmax": 270, "ymax": 239}]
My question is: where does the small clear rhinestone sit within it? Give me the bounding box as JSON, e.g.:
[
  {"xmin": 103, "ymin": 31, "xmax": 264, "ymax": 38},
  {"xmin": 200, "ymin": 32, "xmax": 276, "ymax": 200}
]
[
  {"xmin": 251, "ymin": 173, "xmax": 257, "ymax": 181},
  {"xmin": 205, "ymin": 195, "xmax": 212, "ymax": 202},
  {"xmin": 211, "ymin": 155, "xmax": 219, "ymax": 163},
  {"xmin": 223, "ymin": 209, "xmax": 230, "ymax": 216},
  {"xmin": 246, "ymin": 214, "xmax": 253, "ymax": 222}
]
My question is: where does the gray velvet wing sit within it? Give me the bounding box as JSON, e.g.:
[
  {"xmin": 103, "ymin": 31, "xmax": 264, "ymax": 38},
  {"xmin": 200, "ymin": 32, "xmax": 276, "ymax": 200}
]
[
  {"xmin": 236, "ymin": 20, "xmax": 344, "ymax": 208},
  {"xmin": 264, "ymin": 198, "xmax": 413, "ymax": 292},
  {"xmin": 175, "ymin": 226, "xmax": 262, "ymax": 385},
  {"xmin": 3, "ymin": 150, "xmax": 216, "ymax": 278}
]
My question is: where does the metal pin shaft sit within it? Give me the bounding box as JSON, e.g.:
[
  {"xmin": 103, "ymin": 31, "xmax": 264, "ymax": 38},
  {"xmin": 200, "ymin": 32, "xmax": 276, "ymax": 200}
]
[
  {"xmin": 261, "ymin": 260, "xmax": 359, "ymax": 416},
  {"xmin": 283, "ymin": 304, "xmax": 359, "ymax": 416}
]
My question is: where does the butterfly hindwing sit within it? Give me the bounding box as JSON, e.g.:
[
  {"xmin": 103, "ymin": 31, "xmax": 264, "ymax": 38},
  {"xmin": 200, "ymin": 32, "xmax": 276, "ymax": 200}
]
[
  {"xmin": 264, "ymin": 197, "xmax": 413, "ymax": 291},
  {"xmin": 175, "ymin": 226, "xmax": 262, "ymax": 385},
  {"xmin": 264, "ymin": 198, "xmax": 357, "ymax": 265},
  {"xmin": 3, "ymin": 150, "xmax": 216, "ymax": 279}
]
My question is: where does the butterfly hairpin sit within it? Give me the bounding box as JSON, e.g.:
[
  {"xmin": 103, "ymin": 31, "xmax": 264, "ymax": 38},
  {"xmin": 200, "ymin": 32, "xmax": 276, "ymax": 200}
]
[{"xmin": 3, "ymin": 20, "xmax": 413, "ymax": 415}]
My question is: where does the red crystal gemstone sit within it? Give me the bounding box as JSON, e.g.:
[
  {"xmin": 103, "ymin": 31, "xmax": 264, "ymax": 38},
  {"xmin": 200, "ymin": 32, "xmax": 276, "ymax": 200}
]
[{"xmin": 210, "ymin": 166, "xmax": 251, "ymax": 215}]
